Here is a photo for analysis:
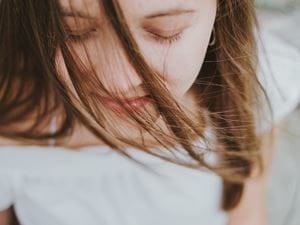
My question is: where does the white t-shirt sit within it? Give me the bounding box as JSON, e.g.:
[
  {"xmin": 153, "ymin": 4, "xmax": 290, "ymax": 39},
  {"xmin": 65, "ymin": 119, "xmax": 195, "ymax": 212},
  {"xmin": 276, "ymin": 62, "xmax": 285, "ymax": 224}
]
[
  {"xmin": 0, "ymin": 30, "xmax": 299, "ymax": 225},
  {"xmin": 0, "ymin": 136, "xmax": 227, "ymax": 225}
]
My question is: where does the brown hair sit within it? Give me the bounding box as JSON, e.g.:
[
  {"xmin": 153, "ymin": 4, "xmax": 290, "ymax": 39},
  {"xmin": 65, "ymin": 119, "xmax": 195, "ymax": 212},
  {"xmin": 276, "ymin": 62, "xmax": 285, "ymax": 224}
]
[{"xmin": 0, "ymin": 0, "xmax": 268, "ymax": 218}]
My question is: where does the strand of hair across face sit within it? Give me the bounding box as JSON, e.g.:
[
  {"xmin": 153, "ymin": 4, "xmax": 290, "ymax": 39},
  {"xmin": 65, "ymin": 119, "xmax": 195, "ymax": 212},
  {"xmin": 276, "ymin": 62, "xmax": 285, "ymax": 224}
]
[{"xmin": 48, "ymin": 116, "xmax": 57, "ymax": 146}]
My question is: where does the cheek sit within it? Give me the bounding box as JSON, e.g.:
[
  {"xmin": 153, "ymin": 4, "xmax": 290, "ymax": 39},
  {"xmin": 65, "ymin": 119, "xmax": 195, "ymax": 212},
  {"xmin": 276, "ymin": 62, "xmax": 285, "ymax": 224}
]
[
  {"xmin": 139, "ymin": 27, "xmax": 213, "ymax": 97},
  {"xmin": 136, "ymin": 8, "xmax": 216, "ymax": 97},
  {"xmin": 55, "ymin": 49, "xmax": 70, "ymax": 83},
  {"xmin": 164, "ymin": 35, "xmax": 209, "ymax": 95},
  {"xmin": 54, "ymin": 48, "xmax": 93, "ymax": 100}
]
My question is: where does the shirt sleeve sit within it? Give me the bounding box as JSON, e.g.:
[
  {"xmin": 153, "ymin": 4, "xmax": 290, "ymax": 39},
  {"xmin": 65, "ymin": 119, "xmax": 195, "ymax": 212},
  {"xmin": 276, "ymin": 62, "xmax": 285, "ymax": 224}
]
[
  {"xmin": 0, "ymin": 172, "xmax": 14, "ymax": 211},
  {"xmin": 255, "ymin": 30, "xmax": 300, "ymax": 134}
]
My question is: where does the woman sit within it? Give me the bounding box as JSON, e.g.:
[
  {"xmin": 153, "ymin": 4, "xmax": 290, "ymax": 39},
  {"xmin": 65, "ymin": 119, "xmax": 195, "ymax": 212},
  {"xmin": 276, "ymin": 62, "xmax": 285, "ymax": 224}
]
[{"xmin": 0, "ymin": 0, "xmax": 296, "ymax": 224}]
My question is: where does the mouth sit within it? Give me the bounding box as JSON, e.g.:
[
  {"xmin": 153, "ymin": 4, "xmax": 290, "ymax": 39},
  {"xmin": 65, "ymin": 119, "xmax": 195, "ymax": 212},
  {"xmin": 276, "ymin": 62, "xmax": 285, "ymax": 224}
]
[{"xmin": 94, "ymin": 94, "xmax": 152, "ymax": 113}]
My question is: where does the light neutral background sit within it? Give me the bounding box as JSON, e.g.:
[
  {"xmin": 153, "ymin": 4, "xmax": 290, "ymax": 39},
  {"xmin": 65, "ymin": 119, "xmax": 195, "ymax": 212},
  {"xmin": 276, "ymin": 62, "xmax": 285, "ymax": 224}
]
[{"xmin": 256, "ymin": 1, "xmax": 300, "ymax": 224}]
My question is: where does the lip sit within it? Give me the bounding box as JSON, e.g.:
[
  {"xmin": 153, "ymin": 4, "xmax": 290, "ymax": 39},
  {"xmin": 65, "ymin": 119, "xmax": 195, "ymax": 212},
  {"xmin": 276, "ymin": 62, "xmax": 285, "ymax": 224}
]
[{"xmin": 96, "ymin": 95, "xmax": 151, "ymax": 113}]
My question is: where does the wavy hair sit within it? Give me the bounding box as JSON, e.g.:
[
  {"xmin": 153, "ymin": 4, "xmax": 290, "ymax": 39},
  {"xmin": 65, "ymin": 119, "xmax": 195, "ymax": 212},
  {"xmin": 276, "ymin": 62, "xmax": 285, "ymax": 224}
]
[{"xmin": 0, "ymin": 0, "xmax": 268, "ymax": 218}]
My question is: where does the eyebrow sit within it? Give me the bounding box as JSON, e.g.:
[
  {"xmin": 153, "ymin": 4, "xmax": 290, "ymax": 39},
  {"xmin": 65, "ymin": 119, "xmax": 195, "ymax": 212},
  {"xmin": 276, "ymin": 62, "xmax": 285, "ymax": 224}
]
[
  {"xmin": 144, "ymin": 8, "xmax": 196, "ymax": 19},
  {"xmin": 60, "ymin": 7, "xmax": 196, "ymax": 20},
  {"xmin": 60, "ymin": 7, "xmax": 95, "ymax": 19}
]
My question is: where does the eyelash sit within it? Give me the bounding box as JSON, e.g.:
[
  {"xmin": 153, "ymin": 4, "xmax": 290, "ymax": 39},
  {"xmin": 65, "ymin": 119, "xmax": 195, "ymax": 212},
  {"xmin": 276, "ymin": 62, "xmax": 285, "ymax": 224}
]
[
  {"xmin": 65, "ymin": 29, "xmax": 98, "ymax": 43},
  {"xmin": 148, "ymin": 32, "xmax": 183, "ymax": 45},
  {"xmin": 66, "ymin": 29, "xmax": 182, "ymax": 45}
]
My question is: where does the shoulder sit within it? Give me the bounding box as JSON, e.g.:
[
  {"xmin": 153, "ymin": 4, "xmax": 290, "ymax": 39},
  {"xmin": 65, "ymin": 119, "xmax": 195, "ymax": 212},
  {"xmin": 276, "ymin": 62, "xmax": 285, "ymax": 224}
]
[
  {"xmin": 0, "ymin": 135, "xmax": 22, "ymax": 146},
  {"xmin": 0, "ymin": 137, "xmax": 18, "ymax": 210},
  {"xmin": 0, "ymin": 146, "xmax": 15, "ymax": 212}
]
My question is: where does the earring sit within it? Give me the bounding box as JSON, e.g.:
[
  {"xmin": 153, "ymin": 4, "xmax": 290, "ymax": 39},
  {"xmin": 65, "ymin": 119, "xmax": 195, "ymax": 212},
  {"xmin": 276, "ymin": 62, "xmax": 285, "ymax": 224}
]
[{"xmin": 209, "ymin": 28, "xmax": 216, "ymax": 46}]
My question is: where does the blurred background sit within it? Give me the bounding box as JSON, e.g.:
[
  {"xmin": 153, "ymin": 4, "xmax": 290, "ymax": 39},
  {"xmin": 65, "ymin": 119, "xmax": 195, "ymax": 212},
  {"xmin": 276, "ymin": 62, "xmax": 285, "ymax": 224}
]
[{"xmin": 255, "ymin": 0, "xmax": 300, "ymax": 224}]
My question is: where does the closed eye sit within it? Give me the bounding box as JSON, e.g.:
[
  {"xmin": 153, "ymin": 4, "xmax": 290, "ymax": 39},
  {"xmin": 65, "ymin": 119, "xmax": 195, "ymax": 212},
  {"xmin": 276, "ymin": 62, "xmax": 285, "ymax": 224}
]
[
  {"xmin": 147, "ymin": 31, "xmax": 183, "ymax": 45},
  {"xmin": 65, "ymin": 28, "xmax": 98, "ymax": 42}
]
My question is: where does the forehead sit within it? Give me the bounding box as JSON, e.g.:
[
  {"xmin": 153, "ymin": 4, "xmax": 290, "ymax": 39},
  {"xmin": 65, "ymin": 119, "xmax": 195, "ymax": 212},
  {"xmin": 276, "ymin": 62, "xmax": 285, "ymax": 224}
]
[{"xmin": 59, "ymin": 0, "xmax": 201, "ymax": 18}]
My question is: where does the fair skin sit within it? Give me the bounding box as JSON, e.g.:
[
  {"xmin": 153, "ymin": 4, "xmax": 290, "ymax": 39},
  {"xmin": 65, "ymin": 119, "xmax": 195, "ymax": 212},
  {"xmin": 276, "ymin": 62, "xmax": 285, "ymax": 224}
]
[
  {"xmin": 54, "ymin": 0, "xmax": 216, "ymax": 147},
  {"xmin": 0, "ymin": 0, "xmax": 273, "ymax": 224}
]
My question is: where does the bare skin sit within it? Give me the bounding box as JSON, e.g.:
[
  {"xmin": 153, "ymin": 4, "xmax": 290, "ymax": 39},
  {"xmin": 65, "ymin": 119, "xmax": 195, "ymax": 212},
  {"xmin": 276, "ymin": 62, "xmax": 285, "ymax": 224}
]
[{"xmin": 0, "ymin": 1, "xmax": 274, "ymax": 224}]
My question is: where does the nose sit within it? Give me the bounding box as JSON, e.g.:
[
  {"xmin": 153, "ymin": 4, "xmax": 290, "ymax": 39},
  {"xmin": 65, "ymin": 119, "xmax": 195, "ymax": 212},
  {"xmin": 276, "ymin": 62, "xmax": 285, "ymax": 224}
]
[
  {"xmin": 100, "ymin": 56, "xmax": 145, "ymax": 98},
  {"xmin": 93, "ymin": 32, "xmax": 146, "ymax": 98},
  {"xmin": 112, "ymin": 70, "xmax": 142, "ymax": 96}
]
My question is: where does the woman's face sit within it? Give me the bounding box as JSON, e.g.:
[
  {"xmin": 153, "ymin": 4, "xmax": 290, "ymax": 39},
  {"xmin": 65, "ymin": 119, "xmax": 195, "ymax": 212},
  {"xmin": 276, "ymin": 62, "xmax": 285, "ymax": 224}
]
[{"xmin": 57, "ymin": 0, "xmax": 217, "ymax": 139}]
